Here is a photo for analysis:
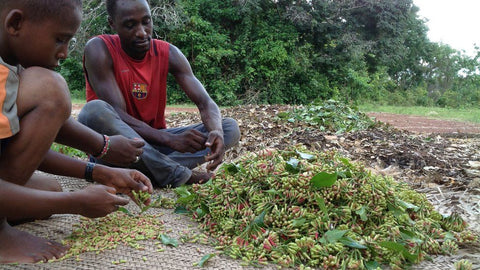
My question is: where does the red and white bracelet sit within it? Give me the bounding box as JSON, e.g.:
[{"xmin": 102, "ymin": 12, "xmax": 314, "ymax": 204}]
[{"xmin": 93, "ymin": 134, "xmax": 110, "ymax": 159}]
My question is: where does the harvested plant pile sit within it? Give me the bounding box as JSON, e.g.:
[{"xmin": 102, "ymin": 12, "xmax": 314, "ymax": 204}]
[
  {"xmin": 58, "ymin": 192, "xmax": 176, "ymax": 262},
  {"xmin": 175, "ymin": 146, "xmax": 478, "ymax": 269},
  {"xmin": 60, "ymin": 212, "xmax": 165, "ymax": 261}
]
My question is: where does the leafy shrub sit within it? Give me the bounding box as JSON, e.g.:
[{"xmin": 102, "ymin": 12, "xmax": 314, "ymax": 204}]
[
  {"xmin": 58, "ymin": 58, "xmax": 85, "ymax": 94},
  {"xmin": 280, "ymin": 99, "xmax": 377, "ymax": 133}
]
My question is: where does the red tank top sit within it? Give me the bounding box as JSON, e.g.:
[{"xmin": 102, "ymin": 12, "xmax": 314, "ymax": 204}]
[{"xmin": 85, "ymin": 35, "xmax": 169, "ymax": 129}]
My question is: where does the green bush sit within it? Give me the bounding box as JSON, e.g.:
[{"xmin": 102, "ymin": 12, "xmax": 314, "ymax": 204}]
[{"xmin": 58, "ymin": 58, "xmax": 85, "ymax": 95}]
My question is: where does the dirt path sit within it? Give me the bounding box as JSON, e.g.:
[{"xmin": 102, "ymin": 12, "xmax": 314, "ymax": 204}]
[{"xmin": 368, "ymin": 112, "xmax": 480, "ymax": 134}]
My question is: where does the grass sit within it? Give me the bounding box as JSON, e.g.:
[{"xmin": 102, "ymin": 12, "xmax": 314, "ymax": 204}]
[
  {"xmin": 358, "ymin": 104, "xmax": 480, "ymax": 124},
  {"xmin": 71, "ymin": 97, "xmax": 86, "ymax": 105}
]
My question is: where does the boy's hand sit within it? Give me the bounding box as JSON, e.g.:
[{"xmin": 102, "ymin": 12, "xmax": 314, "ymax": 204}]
[
  {"xmin": 102, "ymin": 136, "xmax": 145, "ymax": 166},
  {"xmin": 74, "ymin": 185, "xmax": 129, "ymax": 218},
  {"xmin": 94, "ymin": 166, "xmax": 153, "ymax": 204}
]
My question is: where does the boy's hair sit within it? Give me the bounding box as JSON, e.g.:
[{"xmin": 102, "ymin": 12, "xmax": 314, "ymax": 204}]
[
  {"xmin": 0, "ymin": 0, "xmax": 82, "ymax": 22},
  {"xmin": 106, "ymin": 0, "xmax": 149, "ymax": 19}
]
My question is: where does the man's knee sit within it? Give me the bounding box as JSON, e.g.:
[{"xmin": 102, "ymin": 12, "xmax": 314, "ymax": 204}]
[
  {"xmin": 222, "ymin": 117, "xmax": 240, "ymax": 148},
  {"xmin": 78, "ymin": 100, "xmax": 115, "ymax": 125}
]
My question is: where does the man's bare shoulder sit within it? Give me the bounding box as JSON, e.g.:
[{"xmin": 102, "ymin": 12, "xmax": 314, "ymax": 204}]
[
  {"xmin": 84, "ymin": 37, "xmax": 111, "ymax": 63},
  {"xmin": 85, "ymin": 36, "xmax": 106, "ymax": 51}
]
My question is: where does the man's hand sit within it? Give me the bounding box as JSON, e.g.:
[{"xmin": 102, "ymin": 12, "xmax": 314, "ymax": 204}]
[
  {"xmin": 93, "ymin": 166, "xmax": 153, "ymax": 205},
  {"xmin": 168, "ymin": 129, "xmax": 208, "ymax": 153},
  {"xmin": 204, "ymin": 130, "xmax": 225, "ymax": 171},
  {"xmin": 102, "ymin": 136, "xmax": 145, "ymax": 166},
  {"xmin": 73, "ymin": 185, "xmax": 129, "ymax": 218}
]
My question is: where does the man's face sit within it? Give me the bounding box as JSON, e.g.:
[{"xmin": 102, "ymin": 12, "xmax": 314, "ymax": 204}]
[
  {"xmin": 14, "ymin": 7, "xmax": 82, "ymax": 69},
  {"xmin": 110, "ymin": 0, "xmax": 153, "ymax": 60}
]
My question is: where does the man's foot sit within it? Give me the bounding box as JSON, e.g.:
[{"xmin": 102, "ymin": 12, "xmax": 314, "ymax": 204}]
[
  {"xmin": 0, "ymin": 219, "xmax": 67, "ymax": 263},
  {"xmin": 186, "ymin": 171, "xmax": 213, "ymax": 185}
]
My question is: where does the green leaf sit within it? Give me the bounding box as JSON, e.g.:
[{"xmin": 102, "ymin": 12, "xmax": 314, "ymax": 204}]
[
  {"xmin": 175, "ymin": 194, "xmax": 196, "ymax": 205},
  {"xmin": 292, "ymin": 218, "xmax": 306, "ymax": 227},
  {"xmin": 444, "ymin": 232, "xmax": 455, "ymax": 240},
  {"xmin": 339, "ymin": 237, "xmax": 367, "ymax": 249},
  {"xmin": 223, "ymin": 163, "xmax": 239, "ymax": 174},
  {"xmin": 399, "ymin": 229, "xmax": 423, "ymax": 244},
  {"xmin": 310, "ymin": 172, "xmax": 337, "ymax": 188},
  {"xmin": 397, "ymin": 199, "xmax": 420, "ymax": 212},
  {"xmin": 213, "ymin": 186, "xmax": 222, "ymax": 195},
  {"xmin": 285, "ymin": 158, "xmax": 300, "ymax": 173},
  {"xmin": 379, "ymin": 241, "xmax": 419, "ymax": 263},
  {"xmin": 355, "ymin": 206, "xmax": 368, "ymax": 222},
  {"xmin": 319, "ymin": 229, "xmax": 347, "ymax": 244},
  {"xmin": 160, "ymin": 234, "xmax": 179, "ymax": 247},
  {"xmin": 117, "ymin": 207, "xmax": 133, "ymax": 216},
  {"xmin": 253, "ymin": 210, "xmax": 267, "ymax": 227},
  {"xmin": 196, "ymin": 207, "xmax": 207, "ymax": 218},
  {"xmin": 315, "ymin": 196, "xmax": 328, "ymax": 213},
  {"xmin": 388, "ymin": 203, "xmax": 406, "ymax": 215},
  {"xmin": 200, "ymin": 203, "xmax": 210, "ymax": 214},
  {"xmin": 175, "ymin": 186, "xmax": 191, "ymax": 198},
  {"xmin": 197, "ymin": 253, "xmax": 216, "ymax": 267},
  {"xmin": 174, "ymin": 206, "xmax": 190, "ymax": 215},
  {"xmin": 365, "ymin": 261, "xmax": 380, "ymax": 270},
  {"xmin": 297, "ymin": 151, "xmax": 315, "ymax": 160}
]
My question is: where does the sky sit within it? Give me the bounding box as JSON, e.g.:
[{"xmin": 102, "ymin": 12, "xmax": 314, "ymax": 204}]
[{"xmin": 414, "ymin": 0, "xmax": 480, "ymax": 56}]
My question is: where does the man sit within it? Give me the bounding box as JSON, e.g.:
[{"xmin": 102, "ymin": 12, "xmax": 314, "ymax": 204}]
[
  {"xmin": 0, "ymin": 0, "xmax": 152, "ymax": 263},
  {"xmin": 79, "ymin": 0, "xmax": 240, "ymax": 187}
]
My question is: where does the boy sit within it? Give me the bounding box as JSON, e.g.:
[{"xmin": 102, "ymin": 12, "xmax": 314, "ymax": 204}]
[{"xmin": 0, "ymin": 0, "xmax": 153, "ymax": 263}]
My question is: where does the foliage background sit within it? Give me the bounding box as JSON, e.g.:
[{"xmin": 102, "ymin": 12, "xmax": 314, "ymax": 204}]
[{"xmin": 62, "ymin": 0, "xmax": 480, "ymax": 108}]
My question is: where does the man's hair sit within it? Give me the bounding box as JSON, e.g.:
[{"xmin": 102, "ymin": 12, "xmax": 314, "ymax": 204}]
[
  {"xmin": 0, "ymin": 0, "xmax": 82, "ymax": 22},
  {"xmin": 106, "ymin": 0, "xmax": 149, "ymax": 18}
]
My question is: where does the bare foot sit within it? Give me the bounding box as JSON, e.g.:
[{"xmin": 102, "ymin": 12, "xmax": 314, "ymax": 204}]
[
  {"xmin": 0, "ymin": 219, "xmax": 67, "ymax": 263},
  {"xmin": 186, "ymin": 171, "xmax": 213, "ymax": 185}
]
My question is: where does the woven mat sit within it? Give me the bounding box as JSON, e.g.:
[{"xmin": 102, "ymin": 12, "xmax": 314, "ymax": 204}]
[{"xmin": 3, "ymin": 175, "xmax": 479, "ymax": 270}]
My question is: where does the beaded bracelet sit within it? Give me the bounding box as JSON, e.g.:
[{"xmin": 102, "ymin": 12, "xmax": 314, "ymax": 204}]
[
  {"xmin": 93, "ymin": 135, "xmax": 110, "ymax": 159},
  {"xmin": 85, "ymin": 162, "xmax": 95, "ymax": 183}
]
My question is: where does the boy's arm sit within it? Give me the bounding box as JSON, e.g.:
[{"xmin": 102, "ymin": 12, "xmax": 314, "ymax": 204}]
[
  {"xmin": 0, "ymin": 178, "xmax": 129, "ymax": 218},
  {"xmin": 168, "ymin": 44, "xmax": 225, "ymax": 170},
  {"xmin": 38, "ymin": 149, "xmax": 153, "ymax": 200},
  {"xmin": 56, "ymin": 116, "xmax": 144, "ymax": 167}
]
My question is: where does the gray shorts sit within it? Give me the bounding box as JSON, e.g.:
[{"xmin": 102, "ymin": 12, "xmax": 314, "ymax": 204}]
[{"xmin": 0, "ymin": 56, "xmax": 20, "ymax": 142}]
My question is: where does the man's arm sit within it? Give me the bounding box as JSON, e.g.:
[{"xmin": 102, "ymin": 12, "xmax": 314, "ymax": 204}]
[{"xmin": 168, "ymin": 45, "xmax": 225, "ymax": 170}]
